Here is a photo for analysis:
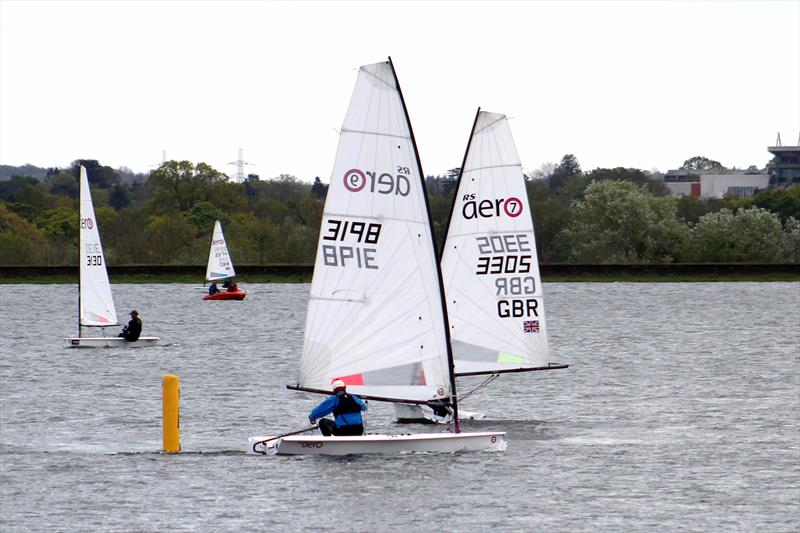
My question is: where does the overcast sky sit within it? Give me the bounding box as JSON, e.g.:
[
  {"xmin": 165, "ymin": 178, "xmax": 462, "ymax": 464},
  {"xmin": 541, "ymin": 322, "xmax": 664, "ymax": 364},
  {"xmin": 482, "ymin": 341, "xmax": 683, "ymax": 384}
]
[{"xmin": 1, "ymin": 0, "xmax": 798, "ymax": 182}]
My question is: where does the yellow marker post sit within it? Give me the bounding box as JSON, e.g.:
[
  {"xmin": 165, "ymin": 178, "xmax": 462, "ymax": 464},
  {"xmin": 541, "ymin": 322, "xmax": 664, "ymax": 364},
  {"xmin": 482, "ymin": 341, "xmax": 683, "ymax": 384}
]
[{"xmin": 162, "ymin": 374, "xmax": 181, "ymax": 453}]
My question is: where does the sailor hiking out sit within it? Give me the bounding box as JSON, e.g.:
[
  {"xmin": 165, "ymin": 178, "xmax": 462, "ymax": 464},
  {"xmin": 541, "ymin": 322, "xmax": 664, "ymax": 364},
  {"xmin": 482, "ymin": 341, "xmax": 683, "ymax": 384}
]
[{"xmin": 309, "ymin": 380, "xmax": 367, "ymax": 436}]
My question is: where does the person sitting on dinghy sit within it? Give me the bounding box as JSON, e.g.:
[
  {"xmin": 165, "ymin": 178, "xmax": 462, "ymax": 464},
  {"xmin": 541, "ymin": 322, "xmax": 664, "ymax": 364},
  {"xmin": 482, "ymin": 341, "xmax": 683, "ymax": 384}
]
[
  {"xmin": 208, "ymin": 281, "xmax": 220, "ymax": 295},
  {"xmin": 118, "ymin": 310, "xmax": 142, "ymax": 342},
  {"xmin": 309, "ymin": 380, "xmax": 367, "ymax": 437}
]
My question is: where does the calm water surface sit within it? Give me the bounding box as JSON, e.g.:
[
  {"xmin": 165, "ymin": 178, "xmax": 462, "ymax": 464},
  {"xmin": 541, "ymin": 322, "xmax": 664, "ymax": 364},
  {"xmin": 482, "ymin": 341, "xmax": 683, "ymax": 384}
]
[{"xmin": 1, "ymin": 282, "xmax": 798, "ymax": 532}]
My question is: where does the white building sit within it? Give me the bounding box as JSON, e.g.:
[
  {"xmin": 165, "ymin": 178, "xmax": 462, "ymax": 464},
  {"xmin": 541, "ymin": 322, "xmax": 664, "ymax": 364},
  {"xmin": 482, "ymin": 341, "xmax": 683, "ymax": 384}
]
[
  {"xmin": 699, "ymin": 173, "xmax": 769, "ymax": 199},
  {"xmin": 664, "ymin": 181, "xmax": 698, "ymax": 197},
  {"xmin": 663, "ymin": 170, "xmax": 768, "ymax": 199}
]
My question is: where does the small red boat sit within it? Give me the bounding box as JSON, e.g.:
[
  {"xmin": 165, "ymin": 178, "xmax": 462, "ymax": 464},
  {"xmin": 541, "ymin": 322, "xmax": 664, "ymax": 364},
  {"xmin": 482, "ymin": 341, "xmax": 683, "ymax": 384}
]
[{"xmin": 203, "ymin": 289, "xmax": 247, "ymax": 301}]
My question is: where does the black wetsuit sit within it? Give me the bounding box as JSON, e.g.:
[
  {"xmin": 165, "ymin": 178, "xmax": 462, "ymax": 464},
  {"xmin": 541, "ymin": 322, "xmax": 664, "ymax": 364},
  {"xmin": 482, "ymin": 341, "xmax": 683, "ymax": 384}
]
[{"xmin": 119, "ymin": 317, "xmax": 142, "ymax": 341}]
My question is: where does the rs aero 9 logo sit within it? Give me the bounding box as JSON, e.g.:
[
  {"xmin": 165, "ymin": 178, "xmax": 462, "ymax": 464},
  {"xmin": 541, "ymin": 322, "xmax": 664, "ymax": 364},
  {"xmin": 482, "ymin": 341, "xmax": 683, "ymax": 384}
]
[
  {"xmin": 343, "ymin": 168, "xmax": 410, "ymax": 197},
  {"xmin": 461, "ymin": 194, "xmax": 523, "ymax": 219}
]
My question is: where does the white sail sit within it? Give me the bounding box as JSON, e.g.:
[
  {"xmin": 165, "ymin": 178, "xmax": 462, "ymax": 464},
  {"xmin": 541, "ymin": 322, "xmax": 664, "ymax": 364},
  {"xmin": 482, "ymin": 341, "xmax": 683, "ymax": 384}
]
[
  {"xmin": 442, "ymin": 111, "xmax": 554, "ymax": 375},
  {"xmin": 205, "ymin": 220, "xmax": 236, "ymax": 281},
  {"xmin": 79, "ymin": 166, "xmax": 117, "ymax": 327},
  {"xmin": 296, "ymin": 60, "xmax": 451, "ymax": 403}
]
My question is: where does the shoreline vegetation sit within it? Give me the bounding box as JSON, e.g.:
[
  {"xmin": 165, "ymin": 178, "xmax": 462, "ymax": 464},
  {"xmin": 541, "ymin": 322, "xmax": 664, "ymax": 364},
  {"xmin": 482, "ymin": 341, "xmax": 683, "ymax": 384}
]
[{"xmin": 2, "ymin": 264, "xmax": 798, "ymax": 284}]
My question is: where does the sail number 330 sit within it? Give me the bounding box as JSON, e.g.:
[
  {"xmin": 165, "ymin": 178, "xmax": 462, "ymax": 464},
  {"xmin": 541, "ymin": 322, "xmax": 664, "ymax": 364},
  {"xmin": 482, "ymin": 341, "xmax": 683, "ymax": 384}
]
[{"xmin": 85, "ymin": 242, "xmax": 102, "ymax": 266}]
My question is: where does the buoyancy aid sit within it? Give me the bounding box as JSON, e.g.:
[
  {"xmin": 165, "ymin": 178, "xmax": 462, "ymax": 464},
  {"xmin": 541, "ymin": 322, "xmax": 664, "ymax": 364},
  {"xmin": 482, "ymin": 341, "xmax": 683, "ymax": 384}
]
[{"xmin": 333, "ymin": 393, "xmax": 363, "ymax": 426}]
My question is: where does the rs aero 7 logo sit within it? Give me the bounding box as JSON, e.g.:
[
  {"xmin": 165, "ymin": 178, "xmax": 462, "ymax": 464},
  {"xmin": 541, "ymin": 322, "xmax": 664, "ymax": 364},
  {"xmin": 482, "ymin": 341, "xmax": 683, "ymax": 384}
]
[
  {"xmin": 461, "ymin": 193, "xmax": 523, "ymax": 219},
  {"xmin": 80, "ymin": 217, "xmax": 94, "ymax": 229},
  {"xmin": 343, "ymin": 167, "xmax": 410, "ymax": 197}
]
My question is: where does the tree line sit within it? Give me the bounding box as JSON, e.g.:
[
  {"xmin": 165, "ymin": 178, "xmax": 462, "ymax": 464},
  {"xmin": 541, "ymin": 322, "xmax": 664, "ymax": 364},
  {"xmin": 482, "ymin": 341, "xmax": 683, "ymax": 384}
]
[{"xmin": 0, "ymin": 156, "xmax": 798, "ymax": 267}]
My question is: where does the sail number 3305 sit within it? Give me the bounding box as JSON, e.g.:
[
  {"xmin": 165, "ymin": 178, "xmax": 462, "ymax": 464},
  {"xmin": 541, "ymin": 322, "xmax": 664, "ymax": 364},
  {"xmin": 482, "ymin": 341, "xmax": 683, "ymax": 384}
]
[
  {"xmin": 475, "ymin": 234, "xmax": 532, "ymax": 275},
  {"xmin": 321, "ymin": 219, "xmax": 382, "ymax": 269}
]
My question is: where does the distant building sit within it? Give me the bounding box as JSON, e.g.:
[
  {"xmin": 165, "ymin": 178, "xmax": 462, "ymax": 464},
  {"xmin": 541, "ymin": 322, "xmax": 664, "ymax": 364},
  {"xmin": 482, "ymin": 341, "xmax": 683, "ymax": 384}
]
[
  {"xmin": 663, "ymin": 169, "xmax": 767, "ymax": 199},
  {"xmin": 768, "ymin": 133, "xmax": 800, "ymax": 187},
  {"xmin": 663, "ymin": 169, "xmax": 695, "ymax": 182},
  {"xmin": 663, "ymin": 135, "xmax": 800, "ymax": 198},
  {"xmin": 700, "ymin": 172, "xmax": 769, "ymax": 199},
  {"xmin": 664, "ymin": 180, "xmax": 699, "ymax": 197},
  {"xmin": 663, "ymin": 169, "xmax": 700, "ymax": 197}
]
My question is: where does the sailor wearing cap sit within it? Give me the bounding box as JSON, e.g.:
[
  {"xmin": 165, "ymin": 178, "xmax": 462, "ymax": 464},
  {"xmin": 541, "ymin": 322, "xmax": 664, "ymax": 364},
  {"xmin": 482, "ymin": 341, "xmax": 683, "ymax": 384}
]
[
  {"xmin": 309, "ymin": 380, "xmax": 367, "ymax": 436},
  {"xmin": 118, "ymin": 310, "xmax": 143, "ymax": 341}
]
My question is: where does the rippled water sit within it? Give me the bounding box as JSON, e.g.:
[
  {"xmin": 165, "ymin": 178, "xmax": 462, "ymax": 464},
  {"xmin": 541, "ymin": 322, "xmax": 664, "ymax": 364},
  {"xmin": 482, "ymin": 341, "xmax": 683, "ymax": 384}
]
[{"xmin": 1, "ymin": 282, "xmax": 798, "ymax": 531}]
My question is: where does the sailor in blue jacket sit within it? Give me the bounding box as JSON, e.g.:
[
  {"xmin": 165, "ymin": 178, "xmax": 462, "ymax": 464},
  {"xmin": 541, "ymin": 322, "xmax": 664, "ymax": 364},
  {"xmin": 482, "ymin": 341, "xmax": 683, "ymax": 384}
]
[{"xmin": 309, "ymin": 380, "xmax": 367, "ymax": 436}]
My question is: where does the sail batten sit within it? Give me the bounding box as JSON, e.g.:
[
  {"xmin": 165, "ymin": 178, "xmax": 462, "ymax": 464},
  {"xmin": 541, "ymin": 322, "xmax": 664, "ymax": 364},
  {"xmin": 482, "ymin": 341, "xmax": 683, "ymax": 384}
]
[
  {"xmin": 462, "ymin": 163, "xmax": 522, "ymax": 173},
  {"xmin": 79, "ymin": 166, "xmax": 118, "ymax": 328},
  {"xmin": 340, "ymin": 128, "xmax": 412, "ymax": 140}
]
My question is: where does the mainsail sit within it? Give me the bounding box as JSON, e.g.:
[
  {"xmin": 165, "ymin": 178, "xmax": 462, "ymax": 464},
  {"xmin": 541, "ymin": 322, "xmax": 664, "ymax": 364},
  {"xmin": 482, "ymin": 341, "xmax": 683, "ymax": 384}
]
[
  {"xmin": 295, "ymin": 60, "xmax": 452, "ymax": 403},
  {"xmin": 79, "ymin": 166, "xmax": 117, "ymax": 327},
  {"xmin": 205, "ymin": 220, "xmax": 236, "ymax": 281},
  {"xmin": 442, "ymin": 110, "xmax": 559, "ymax": 376}
]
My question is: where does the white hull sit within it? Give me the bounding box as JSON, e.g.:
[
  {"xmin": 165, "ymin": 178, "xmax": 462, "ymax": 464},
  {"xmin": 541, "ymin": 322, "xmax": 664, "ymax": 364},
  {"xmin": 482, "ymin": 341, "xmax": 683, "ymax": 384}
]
[
  {"xmin": 393, "ymin": 403, "xmax": 485, "ymax": 424},
  {"xmin": 64, "ymin": 336, "xmax": 160, "ymax": 348},
  {"xmin": 247, "ymin": 431, "xmax": 505, "ymax": 455}
]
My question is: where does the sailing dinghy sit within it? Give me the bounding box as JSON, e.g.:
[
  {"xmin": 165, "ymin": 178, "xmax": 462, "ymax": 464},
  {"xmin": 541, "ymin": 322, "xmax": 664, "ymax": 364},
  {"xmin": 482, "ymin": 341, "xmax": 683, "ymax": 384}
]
[
  {"xmin": 64, "ymin": 166, "xmax": 160, "ymax": 347},
  {"xmin": 394, "ymin": 109, "xmax": 568, "ymax": 423},
  {"xmin": 248, "ymin": 58, "xmax": 505, "ymax": 455},
  {"xmin": 202, "ymin": 220, "xmax": 246, "ymax": 300}
]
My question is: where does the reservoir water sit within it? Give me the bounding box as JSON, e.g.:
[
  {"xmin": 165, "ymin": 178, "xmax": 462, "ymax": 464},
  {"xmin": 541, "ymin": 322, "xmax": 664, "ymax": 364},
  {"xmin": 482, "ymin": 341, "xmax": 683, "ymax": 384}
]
[{"xmin": 1, "ymin": 282, "xmax": 798, "ymax": 531}]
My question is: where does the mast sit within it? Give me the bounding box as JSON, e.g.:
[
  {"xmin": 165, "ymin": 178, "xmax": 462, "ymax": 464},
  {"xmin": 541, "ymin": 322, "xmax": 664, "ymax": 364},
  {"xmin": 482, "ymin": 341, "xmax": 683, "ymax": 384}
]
[
  {"xmin": 387, "ymin": 56, "xmax": 462, "ymax": 433},
  {"xmin": 77, "ymin": 280, "xmax": 81, "ymax": 337},
  {"xmin": 441, "ymin": 107, "xmax": 481, "ymax": 247},
  {"xmin": 78, "ymin": 166, "xmax": 82, "ymax": 338}
]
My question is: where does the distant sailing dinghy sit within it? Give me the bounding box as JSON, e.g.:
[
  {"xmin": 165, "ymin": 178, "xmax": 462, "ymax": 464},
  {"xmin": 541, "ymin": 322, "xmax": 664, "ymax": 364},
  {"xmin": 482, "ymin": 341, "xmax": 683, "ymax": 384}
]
[
  {"xmin": 64, "ymin": 167, "xmax": 159, "ymax": 347},
  {"xmin": 202, "ymin": 220, "xmax": 247, "ymax": 300},
  {"xmin": 248, "ymin": 58, "xmax": 505, "ymax": 455},
  {"xmin": 394, "ymin": 109, "xmax": 568, "ymax": 423}
]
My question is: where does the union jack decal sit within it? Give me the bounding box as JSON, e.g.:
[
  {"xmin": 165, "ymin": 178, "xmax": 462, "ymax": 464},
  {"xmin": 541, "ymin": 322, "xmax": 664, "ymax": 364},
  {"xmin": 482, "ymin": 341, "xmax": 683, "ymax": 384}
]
[{"xmin": 523, "ymin": 320, "xmax": 539, "ymax": 333}]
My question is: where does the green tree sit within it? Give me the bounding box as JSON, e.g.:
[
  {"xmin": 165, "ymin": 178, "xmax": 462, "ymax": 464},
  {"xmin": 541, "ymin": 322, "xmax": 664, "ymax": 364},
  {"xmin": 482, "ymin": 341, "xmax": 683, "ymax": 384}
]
[
  {"xmin": 227, "ymin": 213, "xmax": 278, "ymax": 264},
  {"xmin": 531, "ymin": 199, "xmax": 572, "ymax": 262},
  {"xmin": 187, "ymin": 201, "xmax": 225, "ymax": 232},
  {"xmin": 548, "ymin": 154, "xmax": 582, "ymax": 191},
  {"xmin": 0, "ymin": 175, "xmax": 39, "ymax": 202},
  {"xmin": 148, "ymin": 161, "xmax": 227, "ymax": 212},
  {"xmin": 0, "ymin": 203, "xmax": 48, "ymax": 265},
  {"xmin": 683, "ymin": 207, "xmax": 784, "ymax": 262},
  {"xmin": 11, "ymin": 182, "xmax": 51, "ymax": 211},
  {"xmin": 47, "ymin": 173, "xmax": 79, "ymax": 198},
  {"xmin": 780, "ymin": 217, "xmax": 800, "ymax": 262},
  {"xmin": 555, "ymin": 180, "xmax": 687, "ymax": 263},
  {"xmin": 70, "ymin": 160, "xmax": 121, "ymax": 189},
  {"xmin": 108, "ymin": 184, "xmax": 131, "ymax": 211},
  {"xmin": 584, "ymin": 167, "xmax": 670, "ymax": 196},
  {"xmin": 681, "ymin": 156, "xmax": 726, "ymax": 172},
  {"xmin": 100, "ymin": 208, "xmax": 149, "ymax": 264},
  {"xmin": 144, "ymin": 214, "xmax": 197, "ymax": 263},
  {"xmin": 36, "ymin": 207, "xmax": 78, "ymax": 241},
  {"xmin": 294, "ymin": 196, "xmax": 324, "ymax": 229},
  {"xmin": 738, "ymin": 186, "xmax": 800, "ymax": 223},
  {"xmin": 311, "ymin": 177, "xmax": 327, "ymax": 199},
  {"xmin": 261, "ymin": 174, "xmax": 309, "ymax": 205}
]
